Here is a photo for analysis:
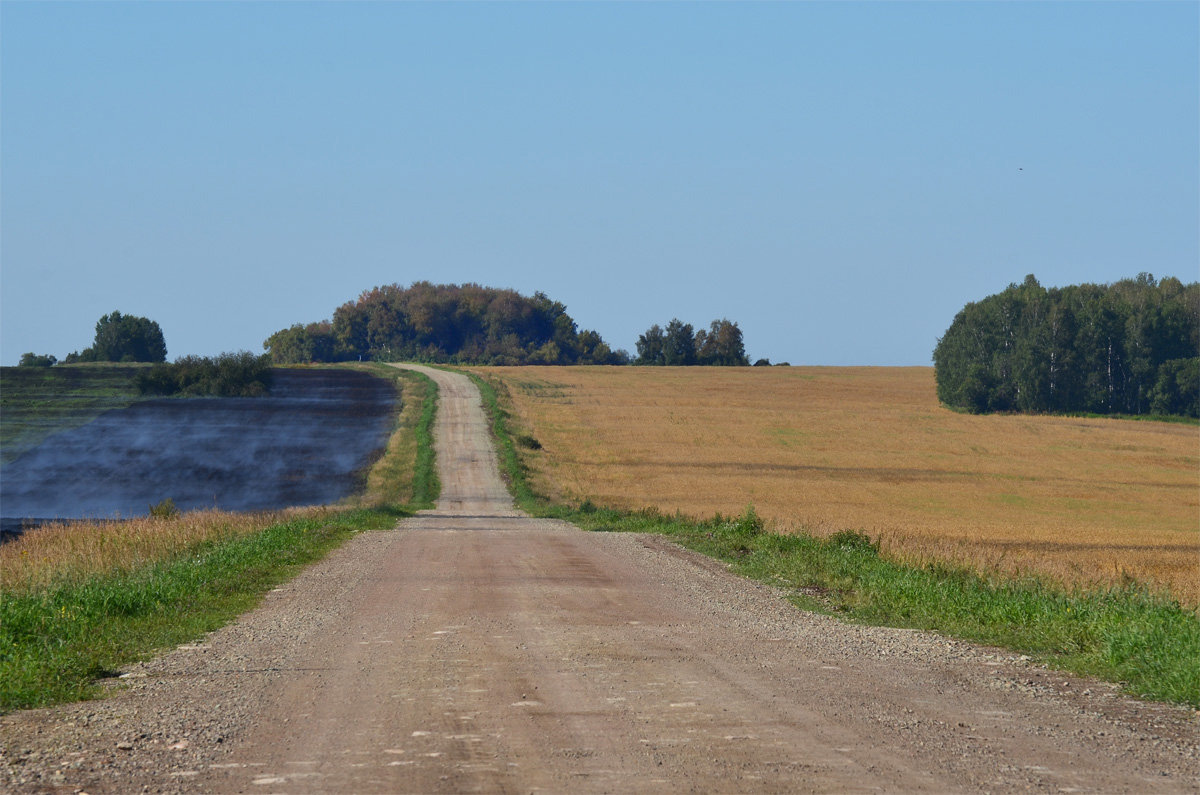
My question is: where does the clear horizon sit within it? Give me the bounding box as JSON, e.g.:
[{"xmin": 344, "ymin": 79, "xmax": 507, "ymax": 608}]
[{"xmin": 3, "ymin": 2, "xmax": 1196, "ymax": 367}]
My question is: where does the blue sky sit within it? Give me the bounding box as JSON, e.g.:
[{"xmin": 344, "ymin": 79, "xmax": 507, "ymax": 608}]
[{"xmin": 2, "ymin": 1, "xmax": 1196, "ymax": 367}]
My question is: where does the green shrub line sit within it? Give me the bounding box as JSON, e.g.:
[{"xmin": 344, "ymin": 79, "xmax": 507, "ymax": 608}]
[
  {"xmin": 464, "ymin": 369, "xmax": 1200, "ymax": 709},
  {"xmin": 135, "ymin": 351, "xmax": 273, "ymax": 397},
  {"xmin": 1, "ymin": 364, "xmax": 441, "ymax": 713}
]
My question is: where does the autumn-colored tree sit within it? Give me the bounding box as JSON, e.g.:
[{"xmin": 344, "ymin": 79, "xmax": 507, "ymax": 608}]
[
  {"xmin": 265, "ymin": 283, "xmax": 619, "ymax": 366},
  {"xmin": 696, "ymin": 319, "xmax": 749, "ymax": 366}
]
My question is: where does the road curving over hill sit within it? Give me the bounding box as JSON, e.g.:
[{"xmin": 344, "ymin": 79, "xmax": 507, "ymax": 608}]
[{"xmin": 2, "ymin": 365, "xmax": 1197, "ymax": 793}]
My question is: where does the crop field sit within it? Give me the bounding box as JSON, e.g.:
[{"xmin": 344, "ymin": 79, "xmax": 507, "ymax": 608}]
[
  {"xmin": 0, "ymin": 365, "xmax": 147, "ymax": 467},
  {"xmin": 1, "ymin": 368, "xmax": 397, "ymax": 525},
  {"xmin": 474, "ymin": 366, "xmax": 1200, "ymax": 606}
]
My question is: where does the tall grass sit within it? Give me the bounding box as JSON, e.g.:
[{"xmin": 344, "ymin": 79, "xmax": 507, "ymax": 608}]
[
  {"xmin": 1, "ymin": 509, "xmax": 317, "ymax": 593},
  {"xmin": 358, "ymin": 365, "xmax": 439, "ymax": 509},
  {"xmin": 0, "ymin": 365, "xmax": 439, "ymax": 712},
  {"xmin": 467, "ymin": 368, "xmax": 1200, "ymax": 709},
  {"xmin": 0, "ymin": 509, "xmax": 402, "ymax": 711}
]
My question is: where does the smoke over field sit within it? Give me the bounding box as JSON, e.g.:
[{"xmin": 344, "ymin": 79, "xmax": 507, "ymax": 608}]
[{"xmin": 1, "ymin": 369, "xmax": 396, "ymax": 529}]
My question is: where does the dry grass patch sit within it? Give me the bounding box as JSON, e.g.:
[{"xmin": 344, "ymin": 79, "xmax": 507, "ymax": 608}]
[
  {"xmin": 0, "ymin": 508, "xmax": 328, "ymax": 594},
  {"xmin": 474, "ymin": 366, "xmax": 1199, "ymax": 606}
]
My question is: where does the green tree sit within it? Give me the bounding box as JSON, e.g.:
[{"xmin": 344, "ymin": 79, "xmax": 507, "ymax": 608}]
[
  {"xmin": 662, "ymin": 319, "xmax": 696, "ymax": 366},
  {"xmin": 635, "ymin": 324, "xmax": 666, "ymax": 365},
  {"xmin": 1149, "ymin": 358, "xmax": 1199, "ymax": 417},
  {"xmin": 695, "ymin": 319, "xmax": 749, "ymax": 366},
  {"xmin": 935, "ymin": 274, "xmax": 1198, "ymax": 417},
  {"xmin": 90, "ymin": 311, "xmax": 167, "ymax": 363},
  {"xmin": 266, "ymin": 283, "xmax": 615, "ymax": 366},
  {"xmin": 263, "ymin": 322, "xmax": 339, "ymax": 364}
]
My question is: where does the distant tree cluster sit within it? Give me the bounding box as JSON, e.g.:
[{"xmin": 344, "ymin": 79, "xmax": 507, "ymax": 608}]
[
  {"xmin": 635, "ymin": 318, "xmax": 749, "ymax": 366},
  {"xmin": 264, "ymin": 283, "xmax": 628, "ymax": 366},
  {"xmin": 934, "ymin": 274, "xmax": 1199, "ymax": 417},
  {"xmin": 63, "ymin": 311, "xmax": 167, "ymax": 364},
  {"xmin": 135, "ymin": 352, "xmax": 274, "ymax": 397},
  {"xmin": 17, "ymin": 352, "xmax": 57, "ymax": 368}
]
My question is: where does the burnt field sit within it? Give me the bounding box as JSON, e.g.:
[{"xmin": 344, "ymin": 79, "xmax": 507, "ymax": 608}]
[{"xmin": 1, "ymin": 368, "xmax": 397, "ymax": 533}]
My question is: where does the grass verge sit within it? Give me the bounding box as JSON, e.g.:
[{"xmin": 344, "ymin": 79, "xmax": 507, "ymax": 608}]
[
  {"xmin": 1, "ymin": 364, "xmax": 440, "ymax": 712},
  {"xmin": 355, "ymin": 364, "xmax": 440, "ymax": 509},
  {"xmin": 0, "ymin": 508, "xmax": 401, "ymax": 711},
  {"xmin": 466, "ymin": 369, "xmax": 1200, "ymax": 709}
]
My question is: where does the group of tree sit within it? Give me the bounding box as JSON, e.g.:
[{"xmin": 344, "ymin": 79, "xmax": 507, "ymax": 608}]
[
  {"xmin": 135, "ymin": 351, "xmax": 274, "ymax": 397},
  {"xmin": 18, "ymin": 311, "xmax": 168, "ymax": 367},
  {"xmin": 71, "ymin": 311, "xmax": 168, "ymax": 364},
  {"xmin": 264, "ymin": 283, "xmax": 628, "ymax": 366},
  {"xmin": 933, "ymin": 274, "xmax": 1199, "ymax": 417},
  {"xmin": 634, "ymin": 318, "xmax": 749, "ymax": 366},
  {"xmin": 17, "ymin": 352, "xmax": 57, "ymax": 367}
]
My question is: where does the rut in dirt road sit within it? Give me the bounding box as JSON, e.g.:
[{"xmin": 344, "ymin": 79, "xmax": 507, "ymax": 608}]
[{"xmin": 3, "ymin": 365, "xmax": 1196, "ymax": 794}]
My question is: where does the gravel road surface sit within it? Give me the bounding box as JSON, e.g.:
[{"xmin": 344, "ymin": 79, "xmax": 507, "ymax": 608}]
[{"xmin": 2, "ymin": 364, "xmax": 1196, "ymax": 793}]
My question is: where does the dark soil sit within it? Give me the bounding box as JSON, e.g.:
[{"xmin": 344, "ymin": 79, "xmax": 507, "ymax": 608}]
[{"xmin": 0, "ymin": 369, "xmax": 396, "ymax": 532}]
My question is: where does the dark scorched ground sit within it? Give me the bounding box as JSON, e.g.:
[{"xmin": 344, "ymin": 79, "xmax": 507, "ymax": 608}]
[{"xmin": 1, "ymin": 369, "xmax": 395, "ymax": 530}]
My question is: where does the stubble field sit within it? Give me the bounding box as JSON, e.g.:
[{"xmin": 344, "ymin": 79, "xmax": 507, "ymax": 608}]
[{"xmin": 474, "ymin": 366, "xmax": 1199, "ymax": 606}]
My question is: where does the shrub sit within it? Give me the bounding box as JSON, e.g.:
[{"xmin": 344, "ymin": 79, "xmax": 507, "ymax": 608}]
[
  {"xmin": 18, "ymin": 353, "xmax": 57, "ymax": 368},
  {"xmin": 826, "ymin": 530, "xmax": 879, "ymax": 555},
  {"xmin": 724, "ymin": 505, "xmax": 765, "ymax": 538},
  {"xmin": 136, "ymin": 352, "xmax": 273, "ymax": 397},
  {"xmin": 516, "ymin": 434, "xmax": 542, "ymax": 450},
  {"xmin": 148, "ymin": 498, "xmax": 180, "ymax": 519}
]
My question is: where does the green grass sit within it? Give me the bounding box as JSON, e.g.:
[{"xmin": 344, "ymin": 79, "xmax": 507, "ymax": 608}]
[
  {"xmin": 466, "ymin": 369, "xmax": 1200, "ymax": 709},
  {"xmin": 0, "ymin": 508, "xmax": 405, "ymax": 711},
  {"xmin": 1059, "ymin": 411, "xmax": 1200, "ymax": 426},
  {"xmin": 408, "ymin": 369, "xmax": 440, "ymax": 508},
  {"xmin": 352, "ymin": 363, "xmax": 440, "ymax": 510},
  {"xmin": 0, "ymin": 364, "xmax": 440, "ymax": 713},
  {"xmin": 941, "ymin": 401, "xmax": 1200, "ymax": 426},
  {"xmin": 468, "ymin": 372, "xmax": 538, "ymax": 508},
  {"xmin": 1, "ymin": 365, "xmax": 149, "ymax": 466}
]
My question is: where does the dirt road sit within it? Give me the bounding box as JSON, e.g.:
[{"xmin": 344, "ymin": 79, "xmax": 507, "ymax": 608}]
[{"xmin": 3, "ymin": 365, "xmax": 1196, "ymax": 793}]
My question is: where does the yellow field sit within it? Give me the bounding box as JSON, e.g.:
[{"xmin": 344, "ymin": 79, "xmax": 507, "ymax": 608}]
[{"xmin": 474, "ymin": 366, "xmax": 1200, "ymax": 606}]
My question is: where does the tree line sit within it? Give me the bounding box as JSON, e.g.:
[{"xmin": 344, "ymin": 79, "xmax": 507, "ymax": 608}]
[
  {"xmin": 18, "ymin": 311, "xmax": 170, "ymax": 366},
  {"xmin": 20, "ymin": 312, "xmax": 167, "ymax": 367},
  {"xmin": 17, "ymin": 311, "xmax": 271, "ymax": 398},
  {"xmin": 634, "ymin": 318, "xmax": 749, "ymax": 366},
  {"xmin": 264, "ymin": 283, "xmax": 626, "ymax": 366},
  {"xmin": 18, "ymin": 288, "xmax": 757, "ymax": 372},
  {"xmin": 933, "ymin": 274, "xmax": 1198, "ymax": 417},
  {"xmin": 264, "ymin": 282, "xmax": 754, "ymax": 367}
]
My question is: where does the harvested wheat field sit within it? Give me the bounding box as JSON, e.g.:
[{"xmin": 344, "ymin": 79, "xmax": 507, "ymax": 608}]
[{"xmin": 474, "ymin": 366, "xmax": 1200, "ymax": 606}]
